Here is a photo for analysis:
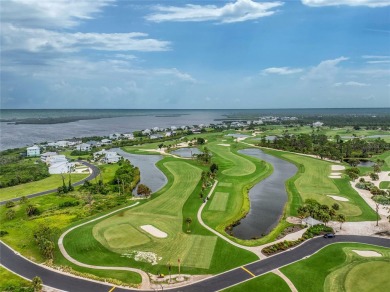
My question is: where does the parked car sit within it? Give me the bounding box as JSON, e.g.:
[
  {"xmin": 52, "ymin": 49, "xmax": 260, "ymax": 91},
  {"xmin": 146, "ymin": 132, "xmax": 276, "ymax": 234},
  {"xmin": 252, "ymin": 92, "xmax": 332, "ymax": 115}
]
[{"xmin": 323, "ymin": 233, "xmax": 335, "ymax": 238}]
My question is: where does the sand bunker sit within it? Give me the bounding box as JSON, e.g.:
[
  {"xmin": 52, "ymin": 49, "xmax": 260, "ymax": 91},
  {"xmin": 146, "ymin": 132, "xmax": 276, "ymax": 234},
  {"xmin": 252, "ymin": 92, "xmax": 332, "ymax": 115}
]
[
  {"xmin": 352, "ymin": 250, "xmax": 382, "ymax": 257},
  {"xmin": 218, "ymin": 144, "xmax": 230, "ymax": 147},
  {"xmin": 329, "ymin": 175, "xmax": 342, "ymax": 179},
  {"xmin": 327, "ymin": 195, "xmax": 349, "ymax": 202},
  {"xmin": 331, "ymin": 165, "xmax": 345, "ymax": 171},
  {"xmin": 140, "ymin": 225, "xmax": 167, "ymax": 238}
]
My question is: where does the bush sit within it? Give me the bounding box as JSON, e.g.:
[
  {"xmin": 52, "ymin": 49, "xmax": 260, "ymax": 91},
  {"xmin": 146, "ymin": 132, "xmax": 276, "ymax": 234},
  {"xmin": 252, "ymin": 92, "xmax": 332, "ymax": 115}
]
[
  {"xmin": 0, "ymin": 230, "xmax": 9, "ymax": 237},
  {"xmin": 262, "ymin": 238, "xmax": 305, "ymax": 255},
  {"xmin": 59, "ymin": 201, "xmax": 80, "ymax": 208},
  {"xmin": 303, "ymin": 224, "xmax": 333, "ymax": 239},
  {"xmin": 5, "ymin": 201, "xmax": 15, "ymax": 208}
]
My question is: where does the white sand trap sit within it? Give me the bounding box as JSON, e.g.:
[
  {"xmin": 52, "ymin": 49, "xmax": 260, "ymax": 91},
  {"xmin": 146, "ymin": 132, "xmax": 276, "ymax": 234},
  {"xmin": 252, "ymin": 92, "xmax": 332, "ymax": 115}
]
[
  {"xmin": 329, "ymin": 175, "xmax": 342, "ymax": 179},
  {"xmin": 331, "ymin": 165, "xmax": 345, "ymax": 171},
  {"xmin": 218, "ymin": 144, "xmax": 230, "ymax": 147},
  {"xmin": 140, "ymin": 225, "xmax": 167, "ymax": 238},
  {"xmin": 331, "ymin": 172, "xmax": 342, "ymax": 176},
  {"xmin": 327, "ymin": 195, "xmax": 349, "ymax": 202},
  {"xmin": 352, "ymin": 250, "xmax": 382, "ymax": 257}
]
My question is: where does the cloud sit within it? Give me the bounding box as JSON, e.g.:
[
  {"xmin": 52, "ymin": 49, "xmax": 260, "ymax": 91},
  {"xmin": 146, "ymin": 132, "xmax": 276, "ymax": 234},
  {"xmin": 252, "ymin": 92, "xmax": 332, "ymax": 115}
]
[
  {"xmin": 362, "ymin": 55, "xmax": 390, "ymax": 59},
  {"xmin": 301, "ymin": 0, "xmax": 390, "ymax": 8},
  {"xmin": 366, "ymin": 60, "xmax": 390, "ymax": 64},
  {"xmin": 302, "ymin": 57, "xmax": 348, "ymax": 80},
  {"xmin": 262, "ymin": 67, "xmax": 303, "ymax": 75},
  {"xmin": 1, "ymin": 24, "xmax": 171, "ymax": 53},
  {"xmin": 333, "ymin": 81, "xmax": 370, "ymax": 87},
  {"xmin": 146, "ymin": 0, "xmax": 284, "ymax": 23},
  {"xmin": 1, "ymin": 0, "xmax": 113, "ymax": 29}
]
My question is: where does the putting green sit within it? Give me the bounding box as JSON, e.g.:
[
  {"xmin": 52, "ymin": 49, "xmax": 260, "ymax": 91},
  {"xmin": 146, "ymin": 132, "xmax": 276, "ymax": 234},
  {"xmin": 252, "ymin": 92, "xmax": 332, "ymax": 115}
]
[
  {"xmin": 344, "ymin": 261, "xmax": 390, "ymax": 292},
  {"xmin": 92, "ymin": 161, "xmax": 218, "ymax": 269},
  {"xmin": 209, "ymin": 192, "xmax": 229, "ymax": 211},
  {"xmin": 218, "ymin": 182, "xmax": 232, "ymax": 187},
  {"xmin": 209, "ymin": 143, "xmax": 256, "ymax": 177}
]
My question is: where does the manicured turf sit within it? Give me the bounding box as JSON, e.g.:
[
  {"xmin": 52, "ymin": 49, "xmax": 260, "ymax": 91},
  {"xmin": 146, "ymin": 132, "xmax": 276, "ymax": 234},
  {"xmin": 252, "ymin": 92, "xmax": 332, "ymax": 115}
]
[
  {"xmin": 63, "ymin": 156, "xmax": 258, "ymax": 276},
  {"xmin": 209, "ymin": 143, "xmax": 256, "ymax": 176},
  {"xmin": 344, "ymin": 261, "xmax": 390, "ymax": 292},
  {"xmin": 223, "ymin": 272, "xmax": 290, "ymax": 292},
  {"xmin": 379, "ymin": 181, "xmax": 390, "ymax": 189},
  {"xmin": 208, "ymin": 192, "xmax": 229, "ymax": 211},
  {"xmin": 218, "ymin": 182, "xmax": 232, "ymax": 187},
  {"xmin": 281, "ymin": 243, "xmax": 390, "ymax": 292},
  {"xmin": 0, "ymin": 173, "xmax": 88, "ymax": 202},
  {"xmin": 266, "ymin": 150, "xmax": 376, "ymax": 221},
  {"xmin": 0, "ymin": 266, "xmax": 32, "ymax": 291}
]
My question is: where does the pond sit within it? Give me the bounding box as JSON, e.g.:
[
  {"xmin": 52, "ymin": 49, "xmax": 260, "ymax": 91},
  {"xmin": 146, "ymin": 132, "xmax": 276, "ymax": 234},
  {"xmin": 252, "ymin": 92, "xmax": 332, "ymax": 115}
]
[
  {"xmin": 171, "ymin": 147, "xmax": 202, "ymax": 158},
  {"xmin": 357, "ymin": 161, "xmax": 375, "ymax": 167},
  {"xmin": 113, "ymin": 148, "xmax": 167, "ymax": 194},
  {"xmin": 231, "ymin": 148, "xmax": 297, "ymax": 240}
]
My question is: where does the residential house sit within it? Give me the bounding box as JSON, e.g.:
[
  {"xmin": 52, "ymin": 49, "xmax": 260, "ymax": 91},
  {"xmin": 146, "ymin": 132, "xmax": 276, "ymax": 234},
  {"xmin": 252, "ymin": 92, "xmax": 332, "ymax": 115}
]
[
  {"xmin": 40, "ymin": 152, "xmax": 58, "ymax": 163},
  {"xmin": 49, "ymin": 161, "xmax": 75, "ymax": 174},
  {"xmin": 93, "ymin": 149, "xmax": 107, "ymax": 160},
  {"xmin": 101, "ymin": 139, "xmax": 112, "ymax": 145},
  {"xmin": 123, "ymin": 133, "xmax": 134, "ymax": 140},
  {"xmin": 76, "ymin": 143, "xmax": 91, "ymax": 152},
  {"xmin": 27, "ymin": 145, "xmax": 40, "ymax": 157},
  {"xmin": 103, "ymin": 151, "xmax": 121, "ymax": 164},
  {"xmin": 109, "ymin": 133, "xmax": 122, "ymax": 140},
  {"xmin": 142, "ymin": 129, "xmax": 151, "ymax": 135},
  {"xmin": 86, "ymin": 140, "xmax": 101, "ymax": 148},
  {"xmin": 313, "ymin": 121, "xmax": 324, "ymax": 127},
  {"xmin": 47, "ymin": 155, "xmax": 68, "ymax": 165},
  {"xmin": 56, "ymin": 141, "xmax": 70, "ymax": 148}
]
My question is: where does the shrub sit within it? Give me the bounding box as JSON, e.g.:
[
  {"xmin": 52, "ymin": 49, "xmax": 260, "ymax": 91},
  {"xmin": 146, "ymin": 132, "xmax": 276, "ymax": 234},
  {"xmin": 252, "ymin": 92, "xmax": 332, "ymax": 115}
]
[
  {"xmin": 5, "ymin": 201, "xmax": 15, "ymax": 208},
  {"xmin": 0, "ymin": 230, "xmax": 9, "ymax": 237},
  {"xmin": 59, "ymin": 201, "xmax": 80, "ymax": 208},
  {"xmin": 303, "ymin": 224, "xmax": 333, "ymax": 239}
]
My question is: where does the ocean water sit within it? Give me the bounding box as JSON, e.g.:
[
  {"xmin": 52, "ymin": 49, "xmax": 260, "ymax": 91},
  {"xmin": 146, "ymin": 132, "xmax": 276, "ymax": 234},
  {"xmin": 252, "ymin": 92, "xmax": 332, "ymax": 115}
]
[{"xmin": 0, "ymin": 108, "xmax": 388, "ymax": 150}]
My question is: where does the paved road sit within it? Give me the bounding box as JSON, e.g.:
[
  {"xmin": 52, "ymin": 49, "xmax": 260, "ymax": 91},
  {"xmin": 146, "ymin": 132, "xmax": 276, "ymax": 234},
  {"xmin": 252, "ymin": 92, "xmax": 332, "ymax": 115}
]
[
  {"xmin": 1, "ymin": 236, "xmax": 389, "ymax": 292},
  {"xmin": 0, "ymin": 161, "xmax": 100, "ymax": 205}
]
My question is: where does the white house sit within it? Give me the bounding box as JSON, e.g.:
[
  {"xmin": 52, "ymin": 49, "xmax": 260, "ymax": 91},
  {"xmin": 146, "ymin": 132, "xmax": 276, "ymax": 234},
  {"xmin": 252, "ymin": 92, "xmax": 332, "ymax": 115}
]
[
  {"xmin": 86, "ymin": 141, "xmax": 100, "ymax": 147},
  {"xmin": 40, "ymin": 152, "xmax": 58, "ymax": 163},
  {"xmin": 142, "ymin": 129, "xmax": 151, "ymax": 135},
  {"xmin": 76, "ymin": 143, "xmax": 91, "ymax": 152},
  {"xmin": 47, "ymin": 155, "xmax": 68, "ymax": 166},
  {"xmin": 101, "ymin": 139, "xmax": 112, "ymax": 145},
  {"xmin": 153, "ymin": 127, "xmax": 160, "ymax": 132},
  {"xmin": 103, "ymin": 151, "xmax": 121, "ymax": 164},
  {"xmin": 56, "ymin": 141, "xmax": 70, "ymax": 147},
  {"xmin": 313, "ymin": 121, "xmax": 324, "ymax": 127},
  {"xmin": 27, "ymin": 145, "xmax": 40, "ymax": 157},
  {"xmin": 123, "ymin": 133, "xmax": 134, "ymax": 140},
  {"xmin": 109, "ymin": 133, "xmax": 122, "ymax": 140}
]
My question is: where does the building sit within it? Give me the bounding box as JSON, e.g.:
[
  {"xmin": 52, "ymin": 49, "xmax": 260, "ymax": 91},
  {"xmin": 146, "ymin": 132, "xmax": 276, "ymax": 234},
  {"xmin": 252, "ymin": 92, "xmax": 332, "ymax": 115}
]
[
  {"xmin": 313, "ymin": 121, "xmax": 324, "ymax": 127},
  {"xmin": 27, "ymin": 145, "xmax": 40, "ymax": 157},
  {"xmin": 101, "ymin": 139, "xmax": 112, "ymax": 145},
  {"xmin": 46, "ymin": 155, "xmax": 68, "ymax": 165},
  {"xmin": 109, "ymin": 133, "xmax": 122, "ymax": 140},
  {"xmin": 49, "ymin": 162, "xmax": 75, "ymax": 174},
  {"xmin": 76, "ymin": 143, "xmax": 91, "ymax": 152},
  {"xmin": 40, "ymin": 152, "xmax": 58, "ymax": 163},
  {"xmin": 123, "ymin": 133, "xmax": 134, "ymax": 140},
  {"xmin": 103, "ymin": 151, "xmax": 121, "ymax": 164},
  {"xmin": 86, "ymin": 140, "xmax": 101, "ymax": 148}
]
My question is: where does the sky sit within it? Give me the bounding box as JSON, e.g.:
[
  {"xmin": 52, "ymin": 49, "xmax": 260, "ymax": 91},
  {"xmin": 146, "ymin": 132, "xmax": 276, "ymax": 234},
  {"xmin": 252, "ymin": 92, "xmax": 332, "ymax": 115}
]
[{"xmin": 1, "ymin": 0, "xmax": 390, "ymax": 109}]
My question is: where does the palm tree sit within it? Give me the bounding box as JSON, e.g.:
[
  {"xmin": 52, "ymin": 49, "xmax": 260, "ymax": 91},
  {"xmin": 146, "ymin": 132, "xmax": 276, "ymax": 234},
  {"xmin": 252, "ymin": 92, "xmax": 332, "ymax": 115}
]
[
  {"xmin": 185, "ymin": 217, "xmax": 192, "ymax": 233},
  {"xmin": 337, "ymin": 214, "xmax": 346, "ymax": 230}
]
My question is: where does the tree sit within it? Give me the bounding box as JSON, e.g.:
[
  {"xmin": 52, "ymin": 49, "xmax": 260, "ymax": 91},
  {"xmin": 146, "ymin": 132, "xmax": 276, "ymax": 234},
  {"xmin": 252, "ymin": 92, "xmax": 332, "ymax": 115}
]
[
  {"xmin": 337, "ymin": 214, "xmax": 346, "ymax": 230},
  {"xmin": 210, "ymin": 163, "xmax": 218, "ymax": 174},
  {"xmin": 137, "ymin": 184, "xmax": 152, "ymax": 197},
  {"xmin": 32, "ymin": 276, "xmax": 42, "ymax": 292},
  {"xmin": 373, "ymin": 164, "xmax": 381, "ymax": 173},
  {"xmin": 185, "ymin": 217, "xmax": 192, "ymax": 232},
  {"xmin": 332, "ymin": 203, "xmax": 340, "ymax": 211},
  {"xmin": 370, "ymin": 172, "xmax": 379, "ymax": 181},
  {"xmin": 19, "ymin": 196, "xmax": 28, "ymax": 204},
  {"xmin": 33, "ymin": 225, "xmax": 58, "ymax": 260},
  {"xmin": 196, "ymin": 137, "xmax": 205, "ymax": 145}
]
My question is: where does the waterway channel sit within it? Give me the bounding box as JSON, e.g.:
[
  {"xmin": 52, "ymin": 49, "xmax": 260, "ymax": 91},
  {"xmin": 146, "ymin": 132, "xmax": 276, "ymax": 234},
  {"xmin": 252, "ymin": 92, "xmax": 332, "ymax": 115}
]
[
  {"xmin": 113, "ymin": 148, "xmax": 167, "ymax": 193},
  {"xmin": 232, "ymin": 148, "xmax": 297, "ymax": 240}
]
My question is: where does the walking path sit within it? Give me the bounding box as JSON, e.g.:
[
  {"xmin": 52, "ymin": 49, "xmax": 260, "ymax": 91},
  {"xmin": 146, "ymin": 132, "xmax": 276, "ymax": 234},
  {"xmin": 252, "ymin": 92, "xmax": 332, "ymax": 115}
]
[
  {"xmin": 272, "ymin": 269, "xmax": 298, "ymax": 292},
  {"xmin": 57, "ymin": 202, "xmax": 152, "ymax": 289}
]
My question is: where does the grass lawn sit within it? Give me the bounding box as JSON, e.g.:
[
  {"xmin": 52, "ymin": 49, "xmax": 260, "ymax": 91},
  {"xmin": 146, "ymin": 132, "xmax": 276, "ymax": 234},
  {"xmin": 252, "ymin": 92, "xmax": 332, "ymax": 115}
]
[
  {"xmin": 208, "ymin": 192, "xmax": 229, "ymax": 211},
  {"xmin": 262, "ymin": 149, "xmax": 376, "ymax": 221},
  {"xmin": 379, "ymin": 181, "xmax": 390, "ymax": 189},
  {"xmin": 372, "ymin": 151, "xmax": 390, "ymax": 171},
  {"xmin": 281, "ymin": 243, "xmax": 390, "ymax": 292},
  {"xmin": 0, "ymin": 173, "xmax": 89, "ymax": 202},
  {"xmin": 62, "ymin": 156, "xmax": 258, "ymax": 277},
  {"xmin": 98, "ymin": 163, "xmax": 120, "ymax": 183},
  {"xmin": 0, "ymin": 266, "xmax": 32, "ymax": 291},
  {"xmin": 223, "ymin": 272, "xmax": 290, "ymax": 292}
]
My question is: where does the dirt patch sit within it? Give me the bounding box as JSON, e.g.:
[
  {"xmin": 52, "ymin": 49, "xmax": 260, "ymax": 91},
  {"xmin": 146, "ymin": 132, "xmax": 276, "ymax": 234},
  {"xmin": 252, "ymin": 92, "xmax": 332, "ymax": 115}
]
[
  {"xmin": 352, "ymin": 250, "xmax": 382, "ymax": 257},
  {"xmin": 276, "ymin": 225, "xmax": 304, "ymax": 240},
  {"xmin": 329, "ymin": 175, "xmax": 342, "ymax": 178},
  {"xmin": 217, "ymin": 144, "xmax": 230, "ymax": 147}
]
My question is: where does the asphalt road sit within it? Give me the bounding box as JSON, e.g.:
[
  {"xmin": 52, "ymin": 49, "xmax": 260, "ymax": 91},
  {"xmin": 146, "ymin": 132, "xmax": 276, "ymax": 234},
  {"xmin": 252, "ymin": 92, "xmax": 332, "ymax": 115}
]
[
  {"xmin": 1, "ymin": 235, "xmax": 389, "ymax": 292},
  {"xmin": 0, "ymin": 161, "xmax": 100, "ymax": 205}
]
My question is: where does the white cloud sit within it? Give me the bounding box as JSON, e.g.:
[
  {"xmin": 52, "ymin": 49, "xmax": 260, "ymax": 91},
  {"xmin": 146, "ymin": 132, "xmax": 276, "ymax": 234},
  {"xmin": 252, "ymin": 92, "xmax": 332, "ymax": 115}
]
[
  {"xmin": 262, "ymin": 67, "xmax": 303, "ymax": 75},
  {"xmin": 302, "ymin": 57, "xmax": 348, "ymax": 80},
  {"xmin": 301, "ymin": 0, "xmax": 390, "ymax": 8},
  {"xmin": 1, "ymin": 24, "xmax": 170, "ymax": 53},
  {"xmin": 1, "ymin": 0, "xmax": 113, "ymax": 29},
  {"xmin": 366, "ymin": 60, "xmax": 390, "ymax": 64},
  {"xmin": 333, "ymin": 81, "xmax": 370, "ymax": 87},
  {"xmin": 362, "ymin": 55, "xmax": 390, "ymax": 59},
  {"xmin": 146, "ymin": 0, "xmax": 284, "ymax": 23}
]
